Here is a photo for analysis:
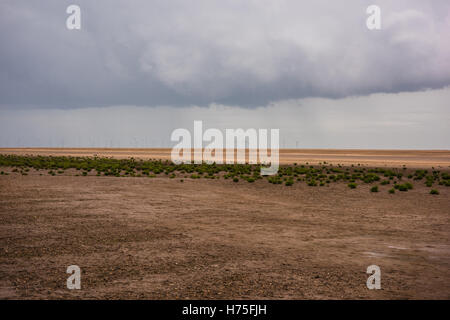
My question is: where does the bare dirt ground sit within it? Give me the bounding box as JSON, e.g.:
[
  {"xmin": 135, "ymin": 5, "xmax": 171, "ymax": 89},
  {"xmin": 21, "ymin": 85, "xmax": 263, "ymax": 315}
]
[{"xmin": 0, "ymin": 149, "xmax": 449, "ymax": 299}]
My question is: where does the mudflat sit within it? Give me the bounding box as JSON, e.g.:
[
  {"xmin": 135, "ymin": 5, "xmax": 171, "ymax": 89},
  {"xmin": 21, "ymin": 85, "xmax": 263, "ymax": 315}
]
[{"xmin": 0, "ymin": 158, "xmax": 449, "ymax": 299}]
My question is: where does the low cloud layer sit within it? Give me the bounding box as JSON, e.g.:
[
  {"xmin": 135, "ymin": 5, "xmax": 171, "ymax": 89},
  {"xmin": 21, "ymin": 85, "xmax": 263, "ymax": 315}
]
[
  {"xmin": 1, "ymin": 0, "xmax": 450, "ymax": 108},
  {"xmin": 1, "ymin": 87, "xmax": 449, "ymax": 149}
]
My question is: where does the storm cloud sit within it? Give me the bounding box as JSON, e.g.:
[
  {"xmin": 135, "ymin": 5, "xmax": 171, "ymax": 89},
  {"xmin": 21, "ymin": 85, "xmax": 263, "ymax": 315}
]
[
  {"xmin": 1, "ymin": 87, "xmax": 449, "ymax": 149},
  {"xmin": 1, "ymin": 0, "xmax": 450, "ymax": 109}
]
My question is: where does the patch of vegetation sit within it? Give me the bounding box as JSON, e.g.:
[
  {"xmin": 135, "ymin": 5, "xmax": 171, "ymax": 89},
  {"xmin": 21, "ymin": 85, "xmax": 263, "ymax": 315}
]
[
  {"xmin": 1, "ymin": 155, "xmax": 447, "ymax": 197},
  {"xmin": 268, "ymin": 176, "xmax": 282, "ymax": 184},
  {"xmin": 348, "ymin": 183, "xmax": 357, "ymax": 189}
]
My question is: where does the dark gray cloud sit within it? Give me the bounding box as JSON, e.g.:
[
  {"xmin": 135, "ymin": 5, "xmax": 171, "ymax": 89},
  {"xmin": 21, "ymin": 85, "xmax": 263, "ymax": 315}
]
[
  {"xmin": 1, "ymin": 88, "xmax": 449, "ymax": 149},
  {"xmin": 1, "ymin": 0, "xmax": 450, "ymax": 109}
]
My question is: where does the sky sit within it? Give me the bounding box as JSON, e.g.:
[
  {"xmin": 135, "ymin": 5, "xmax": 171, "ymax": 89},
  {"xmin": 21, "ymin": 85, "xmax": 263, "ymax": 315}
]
[{"xmin": 0, "ymin": 0, "xmax": 449, "ymax": 148}]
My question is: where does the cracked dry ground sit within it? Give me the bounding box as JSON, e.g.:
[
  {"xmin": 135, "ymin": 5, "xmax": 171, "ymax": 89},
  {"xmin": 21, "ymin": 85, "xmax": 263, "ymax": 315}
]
[{"xmin": 1, "ymin": 174, "xmax": 449, "ymax": 299}]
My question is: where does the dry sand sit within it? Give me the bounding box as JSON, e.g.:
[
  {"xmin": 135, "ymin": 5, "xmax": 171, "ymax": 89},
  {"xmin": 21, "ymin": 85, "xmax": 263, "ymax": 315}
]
[{"xmin": 0, "ymin": 149, "xmax": 449, "ymax": 299}]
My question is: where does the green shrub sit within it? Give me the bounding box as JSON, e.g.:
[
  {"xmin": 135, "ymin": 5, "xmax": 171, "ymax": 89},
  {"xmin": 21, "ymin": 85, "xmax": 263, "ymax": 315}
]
[
  {"xmin": 348, "ymin": 183, "xmax": 357, "ymax": 189},
  {"xmin": 388, "ymin": 188, "xmax": 395, "ymax": 194},
  {"xmin": 307, "ymin": 180, "xmax": 317, "ymax": 187},
  {"xmin": 430, "ymin": 189, "xmax": 439, "ymax": 195},
  {"xmin": 268, "ymin": 176, "xmax": 282, "ymax": 184},
  {"xmin": 233, "ymin": 177, "xmax": 239, "ymax": 183},
  {"xmin": 362, "ymin": 173, "xmax": 380, "ymax": 183},
  {"xmin": 394, "ymin": 182, "xmax": 413, "ymax": 191},
  {"xmin": 370, "ymin": 186, "xmax": 379, "ymax": 192}
]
